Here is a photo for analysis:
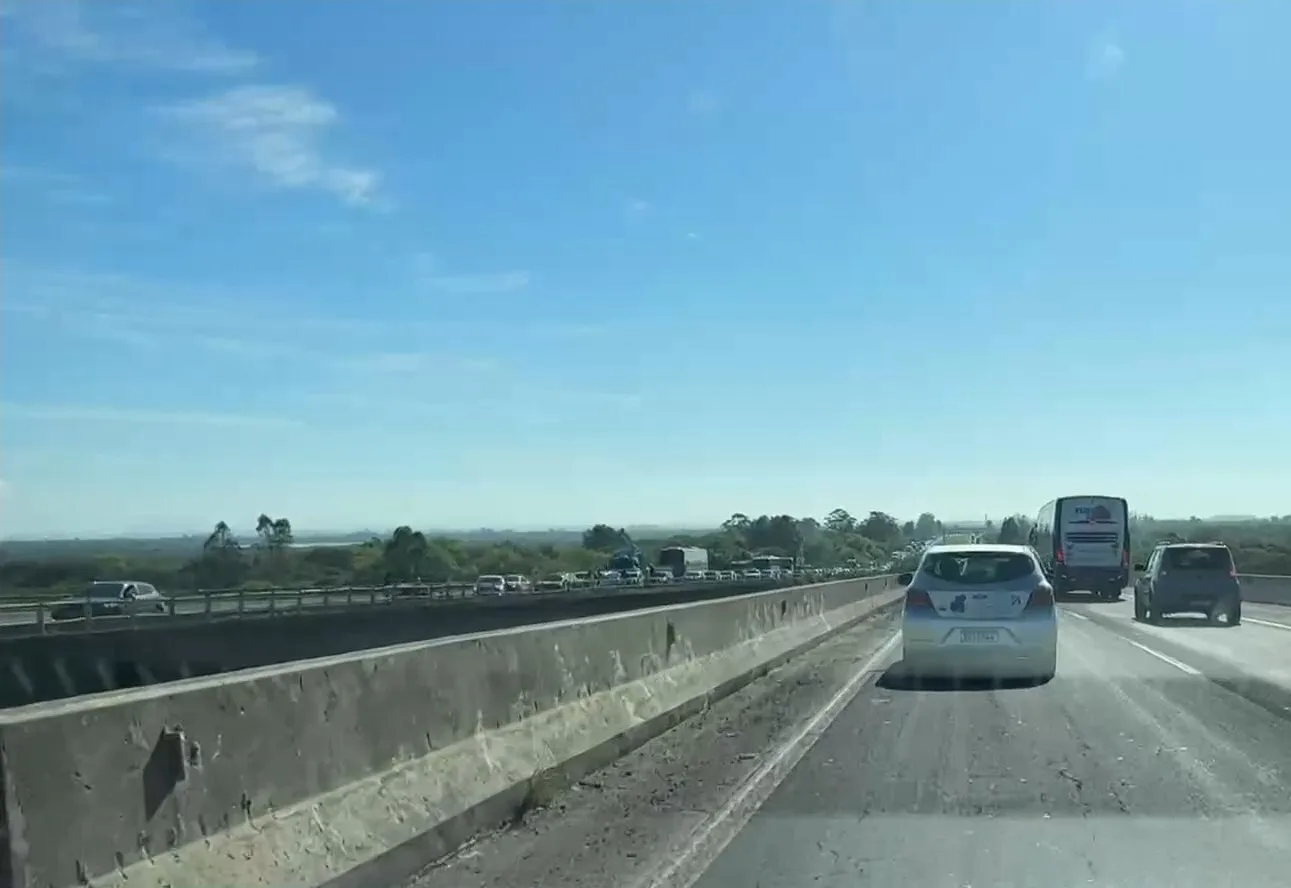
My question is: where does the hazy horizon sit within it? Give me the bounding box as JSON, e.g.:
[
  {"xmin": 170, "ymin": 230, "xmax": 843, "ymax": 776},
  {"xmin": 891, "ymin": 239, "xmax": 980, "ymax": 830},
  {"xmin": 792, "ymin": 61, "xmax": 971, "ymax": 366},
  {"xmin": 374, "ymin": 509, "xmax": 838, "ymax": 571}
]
[{"xmin": 0, "ymin": 512, "xmax": 1276, "ymax": 545}]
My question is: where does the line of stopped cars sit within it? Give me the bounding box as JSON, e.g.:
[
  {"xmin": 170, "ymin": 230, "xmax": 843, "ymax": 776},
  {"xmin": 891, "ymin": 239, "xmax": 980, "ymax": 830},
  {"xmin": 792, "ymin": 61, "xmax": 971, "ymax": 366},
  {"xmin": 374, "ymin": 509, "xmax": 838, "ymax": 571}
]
[{"xmin": 471, "ymin": 565, "xmax": 859, "ymax": 596}]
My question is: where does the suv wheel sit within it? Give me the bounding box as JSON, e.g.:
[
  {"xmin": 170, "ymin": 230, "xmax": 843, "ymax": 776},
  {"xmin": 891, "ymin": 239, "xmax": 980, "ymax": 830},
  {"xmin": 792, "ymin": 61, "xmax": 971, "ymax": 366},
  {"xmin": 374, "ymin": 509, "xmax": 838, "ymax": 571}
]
[{"xmin": 1223, "ymin": 596, "xmax": 1241, "ymax": 627}]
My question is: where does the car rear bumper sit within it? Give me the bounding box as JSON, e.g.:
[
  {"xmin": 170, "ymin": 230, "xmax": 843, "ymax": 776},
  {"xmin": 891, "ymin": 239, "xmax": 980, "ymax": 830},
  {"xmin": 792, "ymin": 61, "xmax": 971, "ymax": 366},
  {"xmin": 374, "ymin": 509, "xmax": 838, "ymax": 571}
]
[
  {"xmin": 902, "ymin": 612, "xmax": 1057, "ymax": 677},
  {"xmin": 1150, "ymin": 590, "xmax": 1240, "ymax": 614}
]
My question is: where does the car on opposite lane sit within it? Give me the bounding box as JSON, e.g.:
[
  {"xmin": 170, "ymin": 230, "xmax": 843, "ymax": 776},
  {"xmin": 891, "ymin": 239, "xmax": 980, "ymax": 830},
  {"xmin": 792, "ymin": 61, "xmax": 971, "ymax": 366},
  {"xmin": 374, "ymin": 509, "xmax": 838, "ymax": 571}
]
[
  {"xmin": 50, "ymin": 580, "xmax": 167, "ymax": 621},
  {"xmin": 897, "ymin": 543, "xmax": 1057, "ymax": 683}
]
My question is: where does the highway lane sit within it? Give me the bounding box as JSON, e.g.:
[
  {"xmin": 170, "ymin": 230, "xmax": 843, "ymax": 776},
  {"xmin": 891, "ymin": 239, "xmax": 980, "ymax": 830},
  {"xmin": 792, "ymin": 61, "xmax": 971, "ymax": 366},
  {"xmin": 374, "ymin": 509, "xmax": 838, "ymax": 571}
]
[
  {"xmin": 1065, "ymin": 595, "xmax": 1291, "ymax": 709},
  {"xmin": 687, "ymin": 609, "xmax": 1291, "ymax": 887},
  {"xmin": 409, "ymin": 606, "xmax": 1291, "ymax": 888}
]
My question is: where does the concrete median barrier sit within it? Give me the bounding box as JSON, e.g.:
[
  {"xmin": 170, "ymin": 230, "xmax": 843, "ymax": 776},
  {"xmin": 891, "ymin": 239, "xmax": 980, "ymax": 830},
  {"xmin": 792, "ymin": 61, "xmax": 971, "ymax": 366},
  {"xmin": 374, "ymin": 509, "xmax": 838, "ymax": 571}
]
[
  {"xmin": 0, "ymin": 578, "xmax": 809, "ymax": 709},
  {"xmin": 0, "ymin": 574, "xmax": 902, "ymax": 888}
]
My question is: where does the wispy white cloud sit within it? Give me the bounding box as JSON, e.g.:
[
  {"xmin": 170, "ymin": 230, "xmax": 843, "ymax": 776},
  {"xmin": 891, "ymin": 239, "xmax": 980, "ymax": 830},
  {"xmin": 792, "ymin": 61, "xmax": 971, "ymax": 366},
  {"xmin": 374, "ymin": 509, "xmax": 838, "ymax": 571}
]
[
  {"xmin": 1087, "ymin": 36, "xmax": 1125, "ymax": 81},
  {"xmin": 0, "ymin": 402, "xmax": 300, "ymax": 428},
  {"xmin": 0, "ymin": 262, "xmax": 594, "ymax": 362},
  {"xmin": 341, "ymin": 351, "xmax": 501, "ymax": 378},
  {"xmin": 412, "ymin": 252, "xmax": 531, "ymax": 296},
  {"xmin": 0, "ymin": 165, "xmax": 111, "ymax": 205},
  {"xmin": 196, "ymin": 336, "xmax": 300, "ymax": 360},
  {"xmin": 687, "ymin": 89, "xmax": 720, "ymax": 116},
  {"xmin": 423, "ymin": 271, "xmax": 532, "ymax": 295},
  {"xmin": 0, "ymin": 0, "xmax": 257, "ymax": 75},
  {"xmin": 624, "ymin": 198, "xmax": 650, "ymax": 220},
  {"xmin": 160, "ymin": 85, "xmax": 383, "ymax": 207}
]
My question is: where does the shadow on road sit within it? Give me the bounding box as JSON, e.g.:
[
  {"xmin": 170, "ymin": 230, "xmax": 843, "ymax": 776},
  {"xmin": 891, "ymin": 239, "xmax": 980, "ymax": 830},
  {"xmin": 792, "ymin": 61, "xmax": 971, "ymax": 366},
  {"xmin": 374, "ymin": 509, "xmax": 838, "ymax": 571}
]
[
  {"xmin": 876, "ymin": 660, "xmax": 1054, "ymax": 693},
  {"xmin": 1137, "ymin": 614, "xmax": 1238, "ymax": 629},
  {"xmin": 1054, "ymin": 592, "xmax": 1123, "ymax": 605}
]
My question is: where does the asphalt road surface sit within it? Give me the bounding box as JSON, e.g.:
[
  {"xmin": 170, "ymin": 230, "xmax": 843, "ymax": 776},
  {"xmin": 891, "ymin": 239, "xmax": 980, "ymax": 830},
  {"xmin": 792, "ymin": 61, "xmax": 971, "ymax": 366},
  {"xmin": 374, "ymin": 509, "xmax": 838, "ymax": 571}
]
[{"xmin": 409, "ymin": 601, "xmax": 1291, "ymax": 888}]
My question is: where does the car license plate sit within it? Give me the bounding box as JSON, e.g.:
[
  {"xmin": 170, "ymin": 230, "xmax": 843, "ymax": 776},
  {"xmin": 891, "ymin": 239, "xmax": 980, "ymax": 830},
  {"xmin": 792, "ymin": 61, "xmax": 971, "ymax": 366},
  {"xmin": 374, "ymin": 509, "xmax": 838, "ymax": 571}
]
[{"xmin": 960, "ymin": 629, "xmax": 998, "ymax": 644}]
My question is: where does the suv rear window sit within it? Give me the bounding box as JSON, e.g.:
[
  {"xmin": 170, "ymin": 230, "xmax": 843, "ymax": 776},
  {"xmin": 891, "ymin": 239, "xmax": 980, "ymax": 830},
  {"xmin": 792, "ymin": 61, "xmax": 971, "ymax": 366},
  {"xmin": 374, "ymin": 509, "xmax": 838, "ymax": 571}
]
[
  {"xmin": 1162, "ymin": 547, "xmax": 1233, "ymax": 571},
  {"xmin": 921, "ymin": 552, "xmax": 1036, "ymax": 584}
]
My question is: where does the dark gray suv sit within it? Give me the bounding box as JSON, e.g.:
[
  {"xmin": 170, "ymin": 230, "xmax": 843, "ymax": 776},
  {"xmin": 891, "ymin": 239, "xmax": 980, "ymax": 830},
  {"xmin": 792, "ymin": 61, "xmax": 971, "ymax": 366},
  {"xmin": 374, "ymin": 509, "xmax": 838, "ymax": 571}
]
[{"xmin": 1133, "ymin": 543, "xmax": 1241, "ymax": 626}]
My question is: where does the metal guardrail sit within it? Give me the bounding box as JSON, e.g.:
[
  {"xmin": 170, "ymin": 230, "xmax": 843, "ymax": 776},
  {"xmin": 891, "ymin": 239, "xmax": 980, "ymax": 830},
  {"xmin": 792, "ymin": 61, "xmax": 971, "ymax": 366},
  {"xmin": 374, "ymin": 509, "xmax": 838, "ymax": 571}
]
[{"xmin": 0, "ymin": 572, "xmax": 868, "ymax": 639}]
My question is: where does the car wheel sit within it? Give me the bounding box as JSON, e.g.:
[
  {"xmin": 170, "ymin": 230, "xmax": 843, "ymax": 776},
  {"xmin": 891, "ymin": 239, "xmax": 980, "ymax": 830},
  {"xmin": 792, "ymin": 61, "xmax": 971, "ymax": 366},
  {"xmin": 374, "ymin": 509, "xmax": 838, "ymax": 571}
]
[{"xmin": 1224, "ymin": 596, "xmax": 1241, "ymax": 627}]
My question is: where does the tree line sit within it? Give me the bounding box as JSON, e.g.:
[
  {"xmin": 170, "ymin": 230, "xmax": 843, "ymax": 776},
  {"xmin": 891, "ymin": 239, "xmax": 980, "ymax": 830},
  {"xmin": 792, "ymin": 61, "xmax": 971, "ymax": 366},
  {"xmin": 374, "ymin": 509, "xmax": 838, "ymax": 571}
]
[
  {"xmin": 5, "ymin": 509, "xmax": 1289, "ymax": 597},
  {"xmin": 0, "ymin": 508, "xmax": 946, "ymax": 597}
]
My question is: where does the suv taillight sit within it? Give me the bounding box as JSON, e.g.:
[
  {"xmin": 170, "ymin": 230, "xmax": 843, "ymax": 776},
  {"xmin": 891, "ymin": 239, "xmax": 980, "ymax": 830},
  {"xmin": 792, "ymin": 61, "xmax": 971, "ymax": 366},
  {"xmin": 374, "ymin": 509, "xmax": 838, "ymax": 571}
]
[
  {"xmin": 906, "ymin": 588, "xmax": 935, "ymax": 611},
  {"xmin": 1025, "ymin": 583, "xmax": 1054, "ymax": 611}
]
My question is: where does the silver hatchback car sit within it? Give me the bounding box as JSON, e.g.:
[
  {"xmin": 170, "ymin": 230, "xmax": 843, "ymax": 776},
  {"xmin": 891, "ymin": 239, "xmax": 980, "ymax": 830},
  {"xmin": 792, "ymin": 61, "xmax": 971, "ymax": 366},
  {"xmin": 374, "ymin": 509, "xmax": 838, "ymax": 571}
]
[{"xmin": 898, "ymin": 543, "xmax": 1057, "ymax": 682}]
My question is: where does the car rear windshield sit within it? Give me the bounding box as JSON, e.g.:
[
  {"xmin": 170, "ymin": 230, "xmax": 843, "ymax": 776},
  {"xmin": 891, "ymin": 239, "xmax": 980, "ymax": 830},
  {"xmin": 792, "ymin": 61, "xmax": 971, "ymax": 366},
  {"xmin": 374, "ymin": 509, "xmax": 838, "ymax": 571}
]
[
  {"xmin": 921, "ymin": 552, "xmax": 1036, "ymax": 584},
  {"xmin": 1162, "ymin": 547, "xmax": 1233, "ymax": 571}
]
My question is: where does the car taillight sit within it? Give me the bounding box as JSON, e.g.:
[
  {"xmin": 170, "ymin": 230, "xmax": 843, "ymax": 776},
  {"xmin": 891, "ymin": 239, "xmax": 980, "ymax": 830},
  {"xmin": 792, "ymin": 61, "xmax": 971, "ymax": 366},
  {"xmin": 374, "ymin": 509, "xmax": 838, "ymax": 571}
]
[
  {"xmin": 1025, "ymin": 583, "xmax": 1054, "ymax": 611},
  {"xmin": 1229, "ymin": 566, "xmax": 1237, "ymax": 579},
  {"xmin": 1054, "ymin": 549, "xmax": 1065, "ymax": 564},
  {"xmin": 906, "ymin": 588, "xmax": 935, "ymax": 610},
  {"xmin": 1121, "ymin": 549, "xmax": 1130, "ymax": 567}
]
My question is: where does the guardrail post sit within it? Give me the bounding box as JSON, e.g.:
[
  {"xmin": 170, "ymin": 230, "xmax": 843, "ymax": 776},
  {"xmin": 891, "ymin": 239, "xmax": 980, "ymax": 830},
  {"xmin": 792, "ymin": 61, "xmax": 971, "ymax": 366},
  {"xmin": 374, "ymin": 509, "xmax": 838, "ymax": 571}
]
[
  {"xmin": 369, "ymin": 587, "xmax": 377, "ymax": 606},
  {"xmin": 296, "ymin": 588, "xmax": 304, "ymax": 611},
  {"xmin": 238, "ymin": 589, "xmax": 246, "ymax": 616},
  {"xmin": 36, "ymin": 602, "xmax": 47, "ymax": 634}
]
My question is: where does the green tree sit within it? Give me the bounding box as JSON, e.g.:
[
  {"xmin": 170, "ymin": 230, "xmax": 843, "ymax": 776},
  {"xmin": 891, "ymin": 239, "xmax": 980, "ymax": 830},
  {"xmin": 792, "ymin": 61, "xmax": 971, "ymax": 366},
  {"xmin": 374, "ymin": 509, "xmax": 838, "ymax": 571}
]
[
  {"xmin": 860, "ymin": 511, "xmax": 902, "ymax": 545},
  {"xmin": 914, "ymin": 512, "xmax": 941, "ymax": 540},
  {"xmin": 824, "ymin": 508, "xmax": 856, "ymax": 534},
  {"xmin": 582, "ymin": 524, "xmax": 628, "ymax": 551},
  {"xmin": 383, "ymin": 526, "xmax": 429, "ymax": 582},
  {"xmin": 194, "ymin": 521, "xmax": 246, "ymax": 589},
  {"xmin": 998, "ymin": 516, "xmax": 1024, "ymax": 544}
]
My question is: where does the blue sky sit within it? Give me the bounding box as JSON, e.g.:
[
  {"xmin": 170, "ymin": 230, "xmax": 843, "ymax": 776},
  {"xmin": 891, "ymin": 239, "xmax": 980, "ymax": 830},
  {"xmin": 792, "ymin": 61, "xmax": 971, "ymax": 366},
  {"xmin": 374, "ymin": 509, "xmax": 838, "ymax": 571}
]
[{"xmin": 2, "ymin": 0, "xmax": 1288, "ymax": 538}]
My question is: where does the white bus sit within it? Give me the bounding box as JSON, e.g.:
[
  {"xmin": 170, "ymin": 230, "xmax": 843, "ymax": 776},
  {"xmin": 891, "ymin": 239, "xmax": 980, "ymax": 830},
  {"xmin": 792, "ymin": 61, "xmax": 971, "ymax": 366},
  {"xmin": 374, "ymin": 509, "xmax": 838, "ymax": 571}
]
[{"xmin": 1030, "ymin": 496, "xmax": 1130, "ymax": 600}]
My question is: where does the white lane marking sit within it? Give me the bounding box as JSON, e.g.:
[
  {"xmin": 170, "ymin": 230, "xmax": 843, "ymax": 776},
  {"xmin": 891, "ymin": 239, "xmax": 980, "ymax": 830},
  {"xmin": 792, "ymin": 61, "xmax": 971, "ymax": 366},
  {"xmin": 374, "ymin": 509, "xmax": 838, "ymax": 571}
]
[
  {"xmin": 1245, "ymin": 617, "xmax": 1291, "ymax": 632},
  {"xmin": 636, "ymin": 632, "xmax": 901, "ymax": 888},
  {"xmin": 1063, "ymin": 610, "xmax": 1090, "ymax": 621},
  {"xmin": 1126, "ymin": 639, "xmax": 1202, "ymax": 676}
]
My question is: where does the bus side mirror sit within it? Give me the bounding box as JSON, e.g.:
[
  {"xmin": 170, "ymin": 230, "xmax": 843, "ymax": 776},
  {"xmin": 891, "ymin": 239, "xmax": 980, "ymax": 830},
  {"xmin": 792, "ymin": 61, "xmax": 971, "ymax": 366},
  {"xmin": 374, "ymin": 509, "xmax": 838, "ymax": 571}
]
[
  {"xmin": 897, "ymin": 572, "xmax": 914, "ymax": 586},
  {"xmin": 1133, "ymin": 563, "xmax": 1145, "ymax": 572}
]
